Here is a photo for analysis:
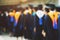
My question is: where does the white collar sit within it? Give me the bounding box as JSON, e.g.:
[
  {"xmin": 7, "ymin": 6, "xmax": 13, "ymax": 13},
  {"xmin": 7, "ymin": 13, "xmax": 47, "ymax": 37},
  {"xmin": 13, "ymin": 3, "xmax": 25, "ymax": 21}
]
[
  {"xmin": 36, "ymin": 10, "xmax": 44, "ymax": 18},
  {"xmin": 50, "ymin": 10, "xmax": 55, "ymax": 13}
]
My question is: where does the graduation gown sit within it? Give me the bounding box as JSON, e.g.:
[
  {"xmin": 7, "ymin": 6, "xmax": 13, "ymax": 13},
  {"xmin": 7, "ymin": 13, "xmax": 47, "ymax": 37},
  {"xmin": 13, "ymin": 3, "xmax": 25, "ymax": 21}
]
[
  {"xmin": 8, "ymin": 16, "xmax": 14, "ymax": 33},
  {"xmin": 3, "ymin": 13, "xmax": 9, "ymax": 33},
  {"xmin": 8, "ymin": 12, "xmax": 15, "ymax": 33},
  {"xmin": 53, "ymin": 12, "xmax": 58, "ymax": 40},
  {"xmin": 57, "ymin": 14, "xmax": 60, "ymax": 40},
  {"xmin": 24, "ymin": 13, "xmax": 34, "ymax": 39},
  {"xmin": 0, "ymin": 13, "xmax": 8, "ymax": 33},
  {"xmin": 35, "ymin": 15, "xmax": 45, "ymax": 40},
  {"xmin": 35, "ymin": 10, "xmax": 45, "ymax": 40},
  {"xmin": 1, "ymin": 13, "xmax": 8, "ymax": 27},
  {"xmin": 0, "ymin": 13, "xmax": 4, "ymax": 34},
  {"xmin": 14, "ymin": 14, "xmax": 24, "ymax": 37},
  {"xmin": 32, "ymin": 12, "xmax": 36, "ymax": 40},
  {"xmin": 44, "ymin": 11, "xmax": 58, "ymax": 40},
  {"xmin": 44, "ymin": 14, "xmax": 53, "ymax": 40}
]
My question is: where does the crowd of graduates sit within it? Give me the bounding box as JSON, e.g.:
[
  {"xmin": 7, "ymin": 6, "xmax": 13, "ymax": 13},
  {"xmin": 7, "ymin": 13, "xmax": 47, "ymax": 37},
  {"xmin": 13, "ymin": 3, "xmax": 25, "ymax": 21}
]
[{"xmin": 0, "ymin": 4, "xmax": 60, "ymax": 40}]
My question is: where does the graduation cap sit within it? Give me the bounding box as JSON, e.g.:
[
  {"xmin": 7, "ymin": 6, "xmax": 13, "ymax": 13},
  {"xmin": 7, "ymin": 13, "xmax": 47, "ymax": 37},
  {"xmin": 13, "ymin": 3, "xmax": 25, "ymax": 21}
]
[
  {"xmin": 55, "ymin": 6, "xmax": 60, "ymax": 12},
  {"xmin": 45, "ymin": 5, "xmax": 51, "ymax": 9},
  {"xmin": 45, "ymin": 4, "xmax": 55, "ymax": 11},
  {"xmin": 45, "ymin": 4, "xmax": 55, "ymax": 7},
  {"xmin": 37, "ymin": 4, "xmax": 43, "ymax": 10}
]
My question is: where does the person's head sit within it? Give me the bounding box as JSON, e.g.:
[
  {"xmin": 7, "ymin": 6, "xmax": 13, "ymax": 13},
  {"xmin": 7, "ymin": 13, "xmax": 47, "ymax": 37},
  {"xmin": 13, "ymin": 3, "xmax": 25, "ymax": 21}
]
[
  {"xmin": 13, "ymin": 9, "xmax": 16, "ymax": 13},
  {"xmin": 23, "ymin": 7, "xmax": 29, "ymax": 15},
  {"xmin": 28, "ymin": 5, "xmax": 33, "ymax": 14},
  {"xmin": 45, "ymin": 4, "xmax": 55, "ymax": 11},
  {"xmin": 45, "ymin": 7, "xmax": 49, "ymax": 13},
  {"xmin": 32, "ymin": 7, "xmax": 37, "ymax": 12},
  {"xmin": 28, "ymin": 4, "xmax": 33, "ymax": 9},
  {"xmin": 44, "ymin": 8, "xmax": 49, "ymax": 15},
  {"xmin": 50, "ymin": 5, "xmax": 55, "ymax": 11},
  {"xmin": 38, "ymin": 4, "xmax": 43, "ymax": 10}
]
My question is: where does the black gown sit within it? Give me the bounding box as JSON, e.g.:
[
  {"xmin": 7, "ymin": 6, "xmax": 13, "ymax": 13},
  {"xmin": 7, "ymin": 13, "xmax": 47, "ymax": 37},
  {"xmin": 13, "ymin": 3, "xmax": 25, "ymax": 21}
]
[
  {"xmin": 44, "ymin": 15, "xmax": 57, "ymax": 40},
  {"xmin": 0, "ymin": 13, "xmax": 8, "ymax": 33},
  {"xmin": 3, "ymin": 13, "xmax": 9, "ymax": 33},
  {"xmin": 35, "ymin": 14, "xmax": 45, "ymax": 40},
  {"xmin": 24, "ymin": 13, "xmax": 34, "ymax": 39},
  {"xmin": 57, "ymin": 14, "xmax": 60, "ymax": 40},
  {"xmin": 8, "ymin": 15, "xmax": 14, "ymax": 33},
  {"xmin": 0, "ymin": 13, "xmax": 3, "ymax": 34},
  {"xmin": 32, "ymin": 13, "xmax": 37, "ymax": 40},
  {"xmin": 14, "ymin": 14, "xmax": 24, "ymax": 37}
]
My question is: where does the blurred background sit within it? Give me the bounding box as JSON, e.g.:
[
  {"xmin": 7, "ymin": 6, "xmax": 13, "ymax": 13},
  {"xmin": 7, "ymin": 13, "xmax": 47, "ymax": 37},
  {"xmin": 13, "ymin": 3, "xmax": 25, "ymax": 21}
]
[
  {"xmin": 0, "ymin": 0, "xmax": 58, "ymax": 5},
  {"xmin": 0, "ymin": 0, "xmax": 59, "ymax": 6}
]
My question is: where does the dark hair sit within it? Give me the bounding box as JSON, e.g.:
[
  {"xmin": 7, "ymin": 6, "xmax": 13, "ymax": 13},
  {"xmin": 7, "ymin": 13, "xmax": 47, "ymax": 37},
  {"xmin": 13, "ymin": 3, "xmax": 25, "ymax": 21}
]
[
  {"xmin": 33, "ymin": 7, "xmax": 38, "ymax": 11},
  {"xmin": 16, "ymin": 7, "xmax": 23, "ymax": 13},
  {"xmin": 38, "ymin": 5, "xmax": 43, "ymax": 10},
  {"xmin": 50, "ymin": 5, "xmax": 55, "ymax": 11},
  {"xmin": 45, "ymin": 8, "xmax": 49, "ymax": 13},
  {"xmin": 45, "ymin": 4, "xmax": 55, "ymax": 11},
  {"xmin": 25, "ymin": 7, "xmax": 28, "ymax": 10}
]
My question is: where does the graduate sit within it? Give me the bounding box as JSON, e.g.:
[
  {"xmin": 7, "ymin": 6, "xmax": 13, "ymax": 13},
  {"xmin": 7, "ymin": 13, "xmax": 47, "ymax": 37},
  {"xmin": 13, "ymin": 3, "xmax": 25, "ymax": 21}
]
[
  {"xmin": 44, "ymin": 4, "xmax": 58, "ymax": 40},
  {"xmin": 2, "ymin": 11, "xmax": 9, "ymax": 33},
  {"xmin": 24, "ymin": 5, "xmax": 34, "ymax": 40},
  {"xmin": 43, "ymin": 6, "xmax": 50, "ymax": 40},
  {"xmin": 52, "ymin": 7, "xmax": 58, "ymax": 40},
  {"xmin": 32, "ymin": 7, "xmax": 37, "ymax": 40},
  {"xmin": 0, "ymin": 11, "xmax": 8, "ymax": 34},
  {"xmin": 23, "ymin": 7, "xmax": 29, "ymax": 39},
  {"xmin": 8, "ymin": 9, "xmax": 15, "ymax": 36},
  {"xmin": 4, "ymin": 11, "xmax": 9, "ymax": 33},
  {"xmin": 35, "ymin": 5, "xmax": 45, "ymax": 40},
  {"xmin": 13, "ymin": 8, "xmax": 24, "ymax": 40}
]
